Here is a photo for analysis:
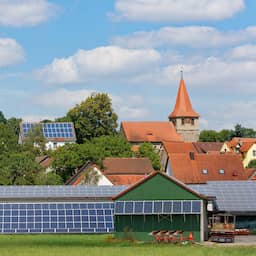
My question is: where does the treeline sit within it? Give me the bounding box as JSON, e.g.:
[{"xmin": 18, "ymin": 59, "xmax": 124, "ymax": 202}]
[
  {"xmin": 0, "ymin": 93, "xmax": 160, "ymax": 185},
  {"xmin": 199, "ymin": 124, "xmax": 256, "ymax": 142}
]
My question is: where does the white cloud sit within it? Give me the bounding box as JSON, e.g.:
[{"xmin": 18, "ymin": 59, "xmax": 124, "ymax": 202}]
[
  {"xmin": 111, "ymin": 95, "xmax": 150, "ymax": 119},
  {"xmin": 0, "ymin": 0, "xmax": 58, "ymax": 27},
  {"xmin": 113, "ymin": 26, "xmax": 256, "ymax": 49},
  {"xmin": 203, "ymin": 101, "xmax": 256, "ymax": 130},
  {"xmin": 0, "ymin": 38, "xmax": 25, "ymax": 67},
  {"xmin": 36, "ymin": 89, "xmax": 95, "ymax": 109},
  {"xmin": 36, "ymin": 89, "xmax": 150, "ymax": 120},
  {"xmin": 229, "ymin": 44, "xmax": 256, "ymax": 59},
  {"xmin": 111, "ymin": 0, "xmax": 244, "ymax": 22},
  {"xmin": 22, "ymin": 115, "xmax": 56, "ymax": 122},
  {"xmin": 35, "ymin": 46, "xmax": 161, "ymax": 84}
]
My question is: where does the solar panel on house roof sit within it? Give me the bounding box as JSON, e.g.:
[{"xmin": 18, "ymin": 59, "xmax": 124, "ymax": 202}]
[
  {"xmin": 0, "ymin": 202, "xmax": 114, "ymax": 234},
  {"xmin": 21, "ymin": 122, "xmax": 76, "ymax": 140},
  {"xmin": 189, "ymin": 181, "xmax": 256, "ymax": 213},
  {"xmin": 114, "ymin": 200, "xmax": 201, "ymax": 215},
  {"xmin": 0, "ymin": 185, "xmax": 127, "ymax": 199}
]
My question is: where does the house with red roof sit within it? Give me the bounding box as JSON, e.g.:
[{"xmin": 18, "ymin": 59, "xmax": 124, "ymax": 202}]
[
  {"xmin": 165, "ymin": 151, "xmax": 247, "ymax": 184},
  {"xmin": 221, "ymin": 137, "xmax": 256, "ymax": 167},
  {"xmin": 66, "ymin": 158, "xmax": 154, "ymax": 186}
]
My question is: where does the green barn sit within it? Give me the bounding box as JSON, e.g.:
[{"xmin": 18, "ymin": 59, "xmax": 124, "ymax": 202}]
[{"xmin": 113, "ymin": 172, "xmax": 207, "ymax": 242}]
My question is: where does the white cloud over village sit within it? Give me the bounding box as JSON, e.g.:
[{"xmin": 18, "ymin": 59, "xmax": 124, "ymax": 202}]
[
  {"xmin": 0, "ymin": 38, "xmax": 25, "ymax": 67},
  {"xmin": 35, "ymin": 89, "xmax": 149, "ymax": 121},
  {"xmin": 111, "ymin": 0, "xmax": 245, "ymax": 22},
  {"xmin": 0, "ymin": 0, "xmax": 58, "ymax": 27},
  {"xmin": 112, "ymin": 26, "xmax": 256, "ymax": 49},
  {"xmin": 2, "ymin": 0, "xmax": 256, "ymax": 131},
  {"xmin": 35, "ymin": 46, "xmax": 161, "ymax": 84}
]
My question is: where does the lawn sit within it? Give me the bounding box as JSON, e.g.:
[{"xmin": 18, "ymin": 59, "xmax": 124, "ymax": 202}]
[{"xmin": 0, "ymin": 234, "xmax": 255, "ymax": 256}]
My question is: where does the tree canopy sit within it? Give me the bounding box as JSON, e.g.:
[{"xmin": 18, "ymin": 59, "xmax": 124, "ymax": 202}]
[
  {"xmin": 65, "ymin": 93, "xmax": 118, "ymax": 143},
  {"xmin": 52, "ymin": 135, "xmax": 133, "ymax": 181},
  {"xmin": 137, "ymin": 142, "xmax": 161, "ymax": 171},
  {"xmin": 200, "ymin": 124, "xmax": 256, "ymax": 142}
]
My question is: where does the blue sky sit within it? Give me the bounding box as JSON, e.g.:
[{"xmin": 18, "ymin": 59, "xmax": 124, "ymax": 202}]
[{"xmin": 1, "ymin": 0, "xmax": 256, "ymax": 130}]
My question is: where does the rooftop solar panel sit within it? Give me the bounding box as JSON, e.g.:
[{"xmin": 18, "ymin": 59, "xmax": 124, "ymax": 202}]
[
  {"xmin": 189, "ymin": 181, "xmax": 256, "ymax": 213},
  {"xmin": 21, "ymin": 122, "xmax": 76, "ymax": 140},
  {"xmin": 114, "ymin": 200, "xmax": 201, "ymax": 215},
  {"xmin": 0, "ymin": 202, "xmax": 114, "ymax": 234},
  {"xmin": 0, "ymin": 185, "xmax": 127, "ymax": 199}
]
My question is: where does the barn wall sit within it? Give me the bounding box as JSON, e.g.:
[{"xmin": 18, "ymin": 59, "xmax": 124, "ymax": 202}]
[{"xmin": 115, "ymin": 214, "xmax": 200, "ymax": 241}]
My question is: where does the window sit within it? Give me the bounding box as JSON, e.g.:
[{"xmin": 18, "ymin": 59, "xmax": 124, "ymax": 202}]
[
  {"xmin": 253, "ymin": 150, "xmax": 256, "ymax": 157},
  {"xmin": 219, "ymin": 169, "xmax": 225, "ymax": 174},
  {"xmin": 191, "ymin": 118, "xmax": 195, "ymax": 125},
  {"xmin": 202, "ymin": 169, "xmax": 208, "ymax": 175},
  {"xmin": 181, "ymin": 118, "xmax": 185, "ymax": 125}
]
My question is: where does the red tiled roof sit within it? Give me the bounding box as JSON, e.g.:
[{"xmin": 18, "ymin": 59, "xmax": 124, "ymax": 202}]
[
  {"xmin": 240, "ymin": 142, "xmax": 255, "ymax": 152},
  {"xmin": 244, "ymin": 168, "xmax": 256, "ymax": 180},
  {"xmin": 163, "ymin": 141, "xmax": 223, "ymax": 155},
  {"xmin": 226, "ymin": 137, "xmax": 256, "ymax": 150},
  {"xmin": 192, "ymin": 142, "xmax": 223, "ymax": 153},
  {"xmin": 169, "ymin": 79, "xmax": 199, "ymax": 118},
  {"xmin": 113, "ymin": 171, "xmax": 206, "ymax": 200},
  {"xmin": 163, "ymin": 141, "xmax": 197, "ymax": 154},
  {"xmin": 121, "ymin": 121, "xmax": 182, "ymax": 142},
  {"xmin": 105, "ymin": 175, "xmax": 146, "ymax": 185},
  {"xmin": 102, "ymin": 158, "xmax": 154, "ymax": 174},
  {"xmin": 168, "ymin": 153, "xmax": 247, "ymax": 184}
]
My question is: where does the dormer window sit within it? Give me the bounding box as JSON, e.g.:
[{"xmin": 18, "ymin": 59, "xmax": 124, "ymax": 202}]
[
  {"xmin": 219, "ymin": 169, "xmax": 225, "ymax": 174},
  {"xmin": 202, "ymin": 169, "xmax": 208, "ymax": 175}
]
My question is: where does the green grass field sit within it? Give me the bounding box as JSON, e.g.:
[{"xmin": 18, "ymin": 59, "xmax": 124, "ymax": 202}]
[{"xmin": 0, "ymin": 234, "xmax": 255, "ymax": 256}]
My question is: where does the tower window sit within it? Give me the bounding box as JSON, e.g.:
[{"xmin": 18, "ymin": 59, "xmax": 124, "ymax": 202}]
[
  {"xmin": 219, "ymin": 169, "xmax": 225, "ymax": 174},
  {"xmin": 181, "ymin": 118, "xmax": 185, "ymax": 125},
  {"xmin": 191, "ymin": 118, "xmax": 195, "ymax": 125},
  {"xmin": 202, "ymin": 169, "xmax": 208, "ymax": 175}
]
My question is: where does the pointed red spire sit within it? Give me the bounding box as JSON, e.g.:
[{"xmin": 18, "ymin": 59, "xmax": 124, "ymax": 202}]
[{"xmin": 169, "ymin": 76, "xmax": 199, "ymax": 118}]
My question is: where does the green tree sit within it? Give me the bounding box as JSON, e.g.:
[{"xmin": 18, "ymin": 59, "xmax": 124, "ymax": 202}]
[
  {"xmin": 217, "ymin": 129, "xmax": 231, "ymax": 142},
  {"xmin": 52, "ymin": 144, "xmax": 83, "ymax": 181},
  {"xmin": 0, "ymin": 123, "xmax": 20, "ymax": 153},
  {"xmin": 199, "ymin": 130, "xmax": 219, "ymax": 142},
  {"xmin": 137, "ymin": 142, "xmax": 161, "ymax": 170},
  {"xmin": 66, "ymin": 93, "xmax": 118, "ymax": 143},
  {"xmin": 7, "ymin": 117, "xmax": 22, "ymax": 137},
  {"xmin": 23, "ymin": 124, "xmax": 46, "ymax": 155},
  {"xmin": 0, "ymin": 111, "xmax": 7, "ymax": 124},
  {"xmin": 0, "ymin": 152, "xmax": 42, "ymax": 185},
  {"xmin": 247, "ymin": 160, "xmax": 256, "ymax": 168},
  {"xmin": 230, "ymin": 124, "xmax": 256, "ymax": 139},
  {"xmin": 52, "ymin": 135, "xmax": 133, "ymax": 182},
  {"xmin": 34, "ymin": 171, "xmax": 63, "ymax": 185}
]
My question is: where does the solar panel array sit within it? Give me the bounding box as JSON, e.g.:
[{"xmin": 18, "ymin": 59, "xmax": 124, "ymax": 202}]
[
  {"xmin": 21, "ymin": 122, "xmax": 76, "ymax": 140},
  {"xmin": 0, "ymin": 185, "xmax": 127, "ymax": 199},
  {"xmin": 189, "ymin": 181, "xmax": 256, "ymax": 213},
  {"xmin": 114, "ymin": 200, "xmax": 201, "ymax": 215},
  {"xmin": 0, "ymin": 202, "xmax": 114, "ymax": 234}
]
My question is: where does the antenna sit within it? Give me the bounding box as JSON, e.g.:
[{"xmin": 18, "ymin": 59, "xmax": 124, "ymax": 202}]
[{"xmin": 180, "ymin": 67, "xmax": 184, "ymax": 80}]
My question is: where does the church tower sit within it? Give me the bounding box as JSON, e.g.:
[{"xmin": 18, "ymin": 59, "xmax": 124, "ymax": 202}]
[{"xmin": 168, "ymin": 72, "xmax": 200, "ymax": 142}]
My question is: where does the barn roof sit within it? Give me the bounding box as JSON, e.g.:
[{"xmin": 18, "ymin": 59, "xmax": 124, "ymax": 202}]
[{"xmin": 190, "ymin": 181, "xmax": 256, "ymax": 213}]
